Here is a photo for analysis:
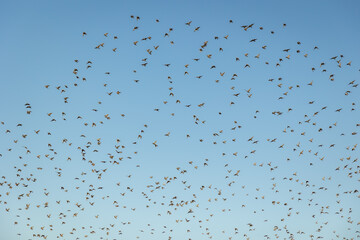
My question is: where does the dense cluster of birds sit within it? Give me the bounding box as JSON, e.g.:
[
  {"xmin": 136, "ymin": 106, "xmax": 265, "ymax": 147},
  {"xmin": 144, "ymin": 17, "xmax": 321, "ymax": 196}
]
[{"xmin": 1, "ymin": 16, "xmax": 359, "ymax": 240}]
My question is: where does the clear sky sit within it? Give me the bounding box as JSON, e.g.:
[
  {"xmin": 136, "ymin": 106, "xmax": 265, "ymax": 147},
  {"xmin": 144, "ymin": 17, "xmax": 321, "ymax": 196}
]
[{"xmin": 1, "ymin": 0, "xmax": 360, "ymax": 239}]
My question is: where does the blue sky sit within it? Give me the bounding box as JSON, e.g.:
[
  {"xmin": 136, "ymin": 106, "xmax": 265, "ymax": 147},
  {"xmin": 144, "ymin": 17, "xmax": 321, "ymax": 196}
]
[{"xmin": 1, "ymin": 0, "xmax": 360, "ymax": 239}]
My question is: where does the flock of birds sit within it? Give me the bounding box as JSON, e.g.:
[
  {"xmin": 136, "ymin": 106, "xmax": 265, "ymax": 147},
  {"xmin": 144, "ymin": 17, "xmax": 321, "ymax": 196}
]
[{"xmin": 1, "ymin": 16, "xmax": 360, "ymax": 240}]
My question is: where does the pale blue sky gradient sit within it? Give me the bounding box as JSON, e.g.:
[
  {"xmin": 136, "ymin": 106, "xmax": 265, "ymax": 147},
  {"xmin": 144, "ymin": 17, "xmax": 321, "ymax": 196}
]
[{"xmin": 1, "ymin": 1, "xmax": 360, "ymax": 239}]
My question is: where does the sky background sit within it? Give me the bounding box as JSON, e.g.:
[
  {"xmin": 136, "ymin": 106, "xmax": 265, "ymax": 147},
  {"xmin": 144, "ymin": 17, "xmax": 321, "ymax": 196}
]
[{"xmin": 1, "ymin": 0, "xmax": 360, "ymax": 239}]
